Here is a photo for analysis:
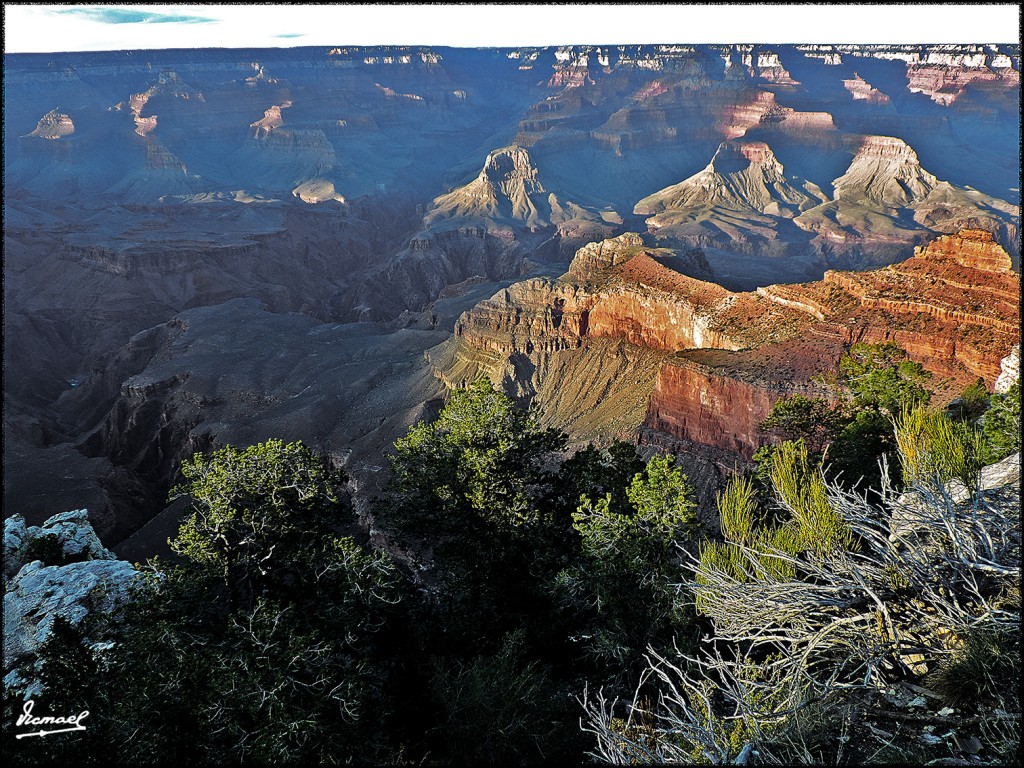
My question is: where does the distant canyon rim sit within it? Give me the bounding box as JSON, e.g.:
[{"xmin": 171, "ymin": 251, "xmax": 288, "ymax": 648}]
[{"xmin": 3, "ymin": 43, "xmax": 1020, "ymax": 557}]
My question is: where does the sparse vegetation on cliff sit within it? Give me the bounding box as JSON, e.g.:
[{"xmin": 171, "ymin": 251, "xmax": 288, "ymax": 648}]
[{"xmin": 585, "ymin": 400, "xmax": 1020, "ymax": 766}]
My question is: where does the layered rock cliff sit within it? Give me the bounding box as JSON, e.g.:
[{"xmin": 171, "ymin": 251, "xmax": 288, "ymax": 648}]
[
  {"xmin": 832, "ymin": 136, "xmax": 937, "ymax": 207},
  {"xmin": 26, "ymin": 110, "xmax": 75, "ymax": 140},
  {"xmin": 338, "ymin": 146, "xmax": 614, "ymax": 319},
  {"xmin": 425, "ymin": 146, "xmax": 550, "ymax": 230},
  {"xmin": 793, "ymin": 136, "xmax": 1019, "ymax": 265},
  {"xmin": 443, "ymin": 229, "xmax": 1020, "ymax": 462},
  {"xmin": 636, "ymin": 140, "xmax": 819, "ymax": 218},
  {"xmin": 4, "ymin": 42, "xmax": 1019, "ymax": 559}
]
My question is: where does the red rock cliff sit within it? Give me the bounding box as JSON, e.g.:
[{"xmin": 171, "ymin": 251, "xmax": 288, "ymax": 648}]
[
  {"xmin": 446, "ymin": 229, "xmax": 1020, "ymax": 458},
  {"xmin": 647, "ymin": 361, "xmax": 782, "ymax": 459}
]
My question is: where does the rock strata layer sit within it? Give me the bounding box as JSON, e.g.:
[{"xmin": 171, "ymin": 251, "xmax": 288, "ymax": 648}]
[{"xmin": 444, "ymin": 229, "xmax": 1020, "ymax": 460}]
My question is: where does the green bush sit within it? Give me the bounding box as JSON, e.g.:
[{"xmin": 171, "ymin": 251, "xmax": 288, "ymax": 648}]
[
  {"xmin": 950, "ymin": 378, "xmax": 990, "ymax": 422},
  {"xmin": 427, "ymin": 629, "xmax": 567, "ymax": 765},
  {"xmin": 770, "ymin": 441, "xmax": 855, "ymax": 554},
  {"xmin": 838, "ymin": 342, "xmax": 931, "ymax": 415},
  {"xmin": 981, "ymin": 380, "xmax": 1020, "ymax": 463},
  {"xmin": 927, "ymin": 627, "xmax": 1020, "ymax": 707},
  {"xmin": 758, "ymin": 394, "xmax": 847, "ymax": 456},
  {"xmin": 556, "ymin": 454, "xmax": 697, "ymax": 669},
  {"xmin": 389, "ymin": 378, "xmax": 566, "ymax": 534},
  {"xmin": 893, "ymin": 404, "xmax": 986, "ymax": 492}
]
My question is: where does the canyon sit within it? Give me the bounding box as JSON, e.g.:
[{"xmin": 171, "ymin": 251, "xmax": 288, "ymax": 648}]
[{"xmin": 3, "ymin": 44, "xmax": 1020, "ymax": 554}]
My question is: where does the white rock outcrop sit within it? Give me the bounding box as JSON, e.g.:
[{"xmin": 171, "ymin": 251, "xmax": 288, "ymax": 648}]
[
  {"xmin": 3, "ymin": 510, "xmax": 139, "ymax": 698},
  {"xmin": 4, "ymin": 509, "xmax": 115, "ymax": 580},
  {"xmin": 994, "ymin": 344, "xmax": 1020, "ymax": 394}
]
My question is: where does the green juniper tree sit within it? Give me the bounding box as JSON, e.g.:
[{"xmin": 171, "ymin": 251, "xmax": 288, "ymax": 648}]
[
  {"xmin": 552, "ymin": 454, "xmax": 699, "ymax": 676},
  {"xmin": 981, "ymin": 380, "xmax": 1020, "ymax": 463},
  {"xmin": 40, "ymin": 439, "xmax": 407, "ymax": 765},
  {"xmin": 755, "ymin": 343, "xmax": 934, "ymax": 494},
  {"xmin": 383, "ymin": 378, "xmax": 567, "ymax": 649}
]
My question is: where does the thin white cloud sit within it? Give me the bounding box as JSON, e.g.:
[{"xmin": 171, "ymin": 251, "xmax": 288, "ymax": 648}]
[
  {"xmin": 4, "ymin": 4, "xmax": 1020, "ymax": 54},
  {"xmin": 54, "ymin": 7, "xmax": 216, "ymax": 24}
]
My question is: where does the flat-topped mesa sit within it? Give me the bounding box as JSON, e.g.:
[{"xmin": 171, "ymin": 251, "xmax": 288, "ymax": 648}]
[
  {"xmin": 635, "ymin": 139, "xmax": 814, "ymax": 218},
  {"xmin": 763, "ymin": 109, "xmax": 837, "ymax": 134},
  {"xmin": 720, "ymin": 140, "xmax": 779, "ymax": 169},
  {"xmin": 853, "ymin": 135, "xmax": 923, "ymax": 162},
  {"xmin": 720, "ymin": 91, "xmax": 838, "ymax": 143},
  {"xmin": 915, "ymin": 229, "xmax": 1015, "ymax": 273},
  {"xmin": 250, "ymin": 103, "xmax": 289, "ymax": 138},
  {"xmin": 481, "ymin": 146, "xmax": 542, "ymax": 193},
  {"xmin": 833, "ymin": 135, "xmax": 937, "ymax": 206},
  {"xmin": 27, "ymin": 109, "xmax": 74, "ymax": 139},
  {"xmin": 424, "ymin": 146, "xmax": 548, "ymax": 227}
]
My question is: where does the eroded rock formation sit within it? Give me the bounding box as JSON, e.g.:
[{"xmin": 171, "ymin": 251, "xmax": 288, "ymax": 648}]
[
  {"xmin": 445, "ymin": 229, "xmax": 1021, "ymax": 461},
  {"xmin": 843, "ymin": 74, "xmax": 890, "ymax": 104},
  {"xmin": 27, "ymin": 109, "xmax": 74, "ymax": 139},
  {"xmin": 4, "ymin": 43, "xmax": 1019, "ymax": 558}
]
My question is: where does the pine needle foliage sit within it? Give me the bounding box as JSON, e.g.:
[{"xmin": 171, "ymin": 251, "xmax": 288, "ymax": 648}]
[{"xmin": 893, "ymin": 403, "xmax": 985, "ymax": 493}]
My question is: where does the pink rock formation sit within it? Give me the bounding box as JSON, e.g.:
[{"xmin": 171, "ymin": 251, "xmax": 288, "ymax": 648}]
[
  {"xmin": 250, "ymin": 103, "xmax": 290, "ymax": 138},
  {"xmin": 449, "ymin": 229, "xmax": 1020, "ymax": 459},
  {"xmin": 843, "ymin": 73, "xmax": 891, "ymax": 104},
  {"xmin": 907, "ymin": 60, "xmax": 1020, "ymax": 105},
  {"xmin": 27, "ymin": 110, "xmax": 74, "ymax": 139}
]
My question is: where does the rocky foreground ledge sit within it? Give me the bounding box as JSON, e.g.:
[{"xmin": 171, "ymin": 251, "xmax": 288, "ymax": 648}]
[{"xmin": 3, "ymin": 510, "xmax": 140, "ymax": 698}]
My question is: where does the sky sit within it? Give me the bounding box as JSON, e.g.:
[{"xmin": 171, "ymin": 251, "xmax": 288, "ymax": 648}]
[{"xmin": 3, "ymin": 3, "xmax": 1020, "ymax": 54}]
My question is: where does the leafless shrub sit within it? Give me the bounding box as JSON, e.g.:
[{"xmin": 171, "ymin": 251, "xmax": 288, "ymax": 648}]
[{"xmin": 582, "ymin": 445, "xmax": 1021, "ymax": 764}]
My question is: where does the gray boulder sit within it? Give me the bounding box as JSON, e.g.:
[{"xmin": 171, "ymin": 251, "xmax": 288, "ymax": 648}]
[
  {"xmin": 4, "ymin": 559, "xmax": 137, "ymax": 670},
  {"xmin": 3, "ymin": 509, "xmax": 139, "ymax": 698},
  {"xmin": 3, "ymin": 516, "xmax": 29, "ymax": 580},
  {"xmin": 4, "ymin": 509, "xmax": 115, "ymax": 580}
]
